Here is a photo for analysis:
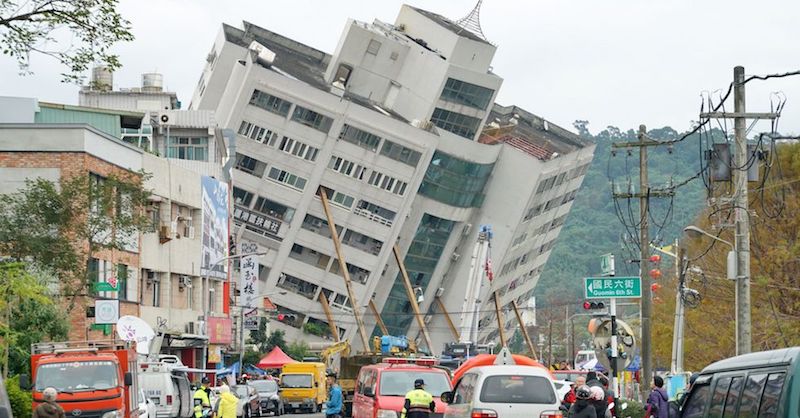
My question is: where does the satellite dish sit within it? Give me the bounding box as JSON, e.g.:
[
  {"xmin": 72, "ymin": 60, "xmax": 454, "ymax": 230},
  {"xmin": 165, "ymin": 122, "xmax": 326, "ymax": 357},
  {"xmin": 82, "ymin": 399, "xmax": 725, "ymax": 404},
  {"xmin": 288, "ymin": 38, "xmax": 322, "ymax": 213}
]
[{"xmin": 117, "ymin": 316, "xmax": 156, "ymax": 355}]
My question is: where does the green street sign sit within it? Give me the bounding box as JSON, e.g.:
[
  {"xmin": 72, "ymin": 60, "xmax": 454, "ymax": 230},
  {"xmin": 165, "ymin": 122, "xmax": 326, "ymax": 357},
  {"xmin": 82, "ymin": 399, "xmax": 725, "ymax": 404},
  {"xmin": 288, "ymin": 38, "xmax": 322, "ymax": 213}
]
[
  {"xmin": 585, "ymin": 276, "xmax": 641, "ymax": 299},
  {"xmin": 94, "ymin": 282, "xmax": 118, "ymax": 292},
  {"xmin": 600, "ymin": 254, "xmax": 615, "ymax": 276}
]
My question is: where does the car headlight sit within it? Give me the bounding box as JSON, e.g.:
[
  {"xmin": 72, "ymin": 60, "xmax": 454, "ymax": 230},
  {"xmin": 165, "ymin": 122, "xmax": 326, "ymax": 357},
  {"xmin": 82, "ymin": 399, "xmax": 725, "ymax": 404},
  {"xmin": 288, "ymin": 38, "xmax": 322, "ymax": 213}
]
[
  {"xmin": 377, "ymin": 409, "xmax": 398, "ymax": 418},
  {"xmin": 102, "ymin": 409, "xmax": 124, "ymax": 418}
]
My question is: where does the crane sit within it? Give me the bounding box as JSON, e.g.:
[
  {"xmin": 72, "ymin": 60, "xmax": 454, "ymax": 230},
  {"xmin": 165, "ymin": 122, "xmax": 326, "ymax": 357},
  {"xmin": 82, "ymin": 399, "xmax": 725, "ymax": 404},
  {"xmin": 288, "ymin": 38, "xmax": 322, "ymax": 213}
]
[{"xmin": 459, "ymin": 225, "xmax": 493, "ymax": 345}]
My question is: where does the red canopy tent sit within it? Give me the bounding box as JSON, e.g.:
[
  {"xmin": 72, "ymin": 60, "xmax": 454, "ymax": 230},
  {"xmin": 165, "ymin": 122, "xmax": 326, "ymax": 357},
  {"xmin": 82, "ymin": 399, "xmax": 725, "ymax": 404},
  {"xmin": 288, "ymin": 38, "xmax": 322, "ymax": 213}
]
[{"xmin": 257, "ymin": 346, "xmax": 297, "ymax": 369}]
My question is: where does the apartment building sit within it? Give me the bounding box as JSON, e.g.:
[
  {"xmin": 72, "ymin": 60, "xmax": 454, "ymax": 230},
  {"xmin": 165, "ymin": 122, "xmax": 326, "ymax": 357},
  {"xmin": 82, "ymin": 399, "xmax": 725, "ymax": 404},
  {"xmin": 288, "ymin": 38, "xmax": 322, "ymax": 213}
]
[{"xmin": 189, "ymin": 3, "xmax": 594, "ymax": 352}]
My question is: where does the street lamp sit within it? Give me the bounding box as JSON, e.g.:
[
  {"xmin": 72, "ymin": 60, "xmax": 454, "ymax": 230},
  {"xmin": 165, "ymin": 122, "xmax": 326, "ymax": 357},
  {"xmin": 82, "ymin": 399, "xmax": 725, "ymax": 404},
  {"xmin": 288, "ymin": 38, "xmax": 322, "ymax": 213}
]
[
  {"xmin": 683, "ymin": 225, "xmax": 739, "ymax": 353},
  {"xmin": 683, "ymin": 226, "xmax": 736, "ymax": 279},
  {"xmin": 238, "ymin": 290, "xmax": 287, "ymax": 379}
]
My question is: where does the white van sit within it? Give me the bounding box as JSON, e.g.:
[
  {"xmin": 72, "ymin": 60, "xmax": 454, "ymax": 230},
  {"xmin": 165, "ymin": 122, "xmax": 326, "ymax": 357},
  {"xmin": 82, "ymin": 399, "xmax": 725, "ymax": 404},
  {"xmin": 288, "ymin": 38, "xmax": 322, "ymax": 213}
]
[
  {"xmin": 139, "ymin": 364, "xmax": 194, "ymax": 418},
  {"xmin": 441, "ymin": 365, "xmax": 562, "ymax": 418},
  {"xmin": 574, "ymin": 350, "xmax": 597, "ymax": 369}
]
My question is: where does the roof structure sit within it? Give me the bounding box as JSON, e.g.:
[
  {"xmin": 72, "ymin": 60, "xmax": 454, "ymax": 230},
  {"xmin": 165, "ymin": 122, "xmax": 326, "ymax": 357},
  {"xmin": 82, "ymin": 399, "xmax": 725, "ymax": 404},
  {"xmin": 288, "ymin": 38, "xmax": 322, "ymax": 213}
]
[
  {"xmin": 479, "ymin": 104, "xmax": 593, "ymax": 161},
  {"xmin": 410, "ymin": 6, "xmax": 491, "ymax": 45},
  {"xmin": 453, "ymin": 0, "xmax": 491, "ymax": 43}
]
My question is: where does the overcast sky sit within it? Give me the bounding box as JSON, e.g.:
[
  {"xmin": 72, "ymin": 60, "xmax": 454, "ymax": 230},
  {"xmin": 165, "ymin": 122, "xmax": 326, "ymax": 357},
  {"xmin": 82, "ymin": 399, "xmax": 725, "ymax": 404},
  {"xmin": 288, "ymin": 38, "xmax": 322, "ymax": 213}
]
[{"xmin": 2, "ymin": 0, "xmax": 799, "ymax": 135}]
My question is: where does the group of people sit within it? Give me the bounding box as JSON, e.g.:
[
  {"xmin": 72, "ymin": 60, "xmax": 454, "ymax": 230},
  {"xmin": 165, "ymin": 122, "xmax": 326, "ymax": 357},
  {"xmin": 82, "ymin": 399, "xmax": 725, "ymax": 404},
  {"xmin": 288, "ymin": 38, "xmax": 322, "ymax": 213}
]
[
  {"xmin": 561, "ymin": 372, "xmax": 615, "ymax": 418},
  {"xmin": 192, "ymin": 376, "xmax": 238, "ymax": 418}
]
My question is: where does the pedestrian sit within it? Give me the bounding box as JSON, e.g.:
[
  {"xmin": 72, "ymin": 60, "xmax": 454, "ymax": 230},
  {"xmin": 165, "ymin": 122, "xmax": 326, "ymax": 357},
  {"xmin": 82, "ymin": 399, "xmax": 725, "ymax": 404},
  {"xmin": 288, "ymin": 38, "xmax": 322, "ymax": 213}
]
[
  {"xmin": 562, "ymin": 376, "xmax": 587, "ymax": 411},
  {"xmin": 325, "ymin": 372, "xmax": 343, "ymax": 418},
  {"xmin": 33, "ymin": 387, "xmax": 65, "ymax": 418},
  {"xmin": 216, "ymin": 385, "xmax": 238, "ymax": 418},
  {"xmin": 646, "ymin": 376, "xmax": 669, "ymax": 418},
  {"xmin": 589, "ymin": 386, "xmax": 610, "ymax": 418},
  {"xmin": 568, "ymin": 386, "xmax": 597, "ymax": 418},
  {"xmin": 400, "ymin": 379, "xmax": 435, "ymax": 418},
  {"xmin": 194, "ymin": 377, "xmax": 212, "ymax": 418}
]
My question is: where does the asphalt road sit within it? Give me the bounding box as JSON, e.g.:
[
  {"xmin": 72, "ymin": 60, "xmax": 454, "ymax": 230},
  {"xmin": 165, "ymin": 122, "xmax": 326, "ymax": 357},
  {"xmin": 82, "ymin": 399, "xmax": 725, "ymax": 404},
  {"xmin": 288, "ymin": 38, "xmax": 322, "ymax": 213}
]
[{"xmin": 282, "ymin": 412, "xmax": 324, "ymax": 418}]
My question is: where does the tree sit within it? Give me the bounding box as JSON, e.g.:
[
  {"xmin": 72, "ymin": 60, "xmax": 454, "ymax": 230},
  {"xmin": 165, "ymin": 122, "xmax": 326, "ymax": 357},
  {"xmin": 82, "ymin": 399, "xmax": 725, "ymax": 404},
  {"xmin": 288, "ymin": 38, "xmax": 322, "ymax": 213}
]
[
  {"xmin": 265, "ymin": 330, "xmax": 288, "ymax": 353},
  {"xmin": 0, "ymin": 0, "xmax": 134, "ymax": 83},
  {"xmin": 0, "ymin": 173, "xmax": 151, "ymax": 301},
  {"xmin": 285, "ymin": 341, "xmax": 310, "ymax": 361}
]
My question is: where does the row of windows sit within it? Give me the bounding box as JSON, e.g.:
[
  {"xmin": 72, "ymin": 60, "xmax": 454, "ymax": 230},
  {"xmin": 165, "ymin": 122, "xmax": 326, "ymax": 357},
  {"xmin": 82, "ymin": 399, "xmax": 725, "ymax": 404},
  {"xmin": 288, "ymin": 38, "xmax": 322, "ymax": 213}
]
[
  {"xmin": 301, "ymin": 214, "xmax": 383, "ymax": 256},
  {"xmin": 536, "ymin": 163, "xmax": 590, "ymax": 195},
  {"xmin": 268, "ymin": 167, "xmax": 307, "ymax": 191},
  {"xmin": 328, "ymin": 156, "xmax": 367, "ymax": 180},
  {"xmin": 523, "ymin": 189, "xmax": 578, "ymax": 222},
  {"xmin": 439, "ymin": 77, "xmax": 495, "ymax": 111},
  {"xmin": 367, "ymin": 170, "xmax": 408, "ymax": 196},
  {"xmin": 338, "ymin": 124, "xmax": 423, "ymax": 168},
  {"xmin": 682, "ymin": 372, "xmax": 784, "ymax": 418},
  {"xmin": 419, "ymin": 151, "xmax": 494, "ymax": 208},
  {"xmin": 249, "ymin": 89, "xmax": 334, "ymax": 134},
  {"xmin": 431, "ymin": 108, "xmax": 481, "ymax": 140},
  {"xmin": 277, "ymin": 135, "xmax": 320, "ymax": 162},
  {"xmin": 167, "ymin": 137, "xmax": 208, "ymax": 161},
  {"xmin": 238, "ymin": 120, "xmax": 280, "ymax": 146}
]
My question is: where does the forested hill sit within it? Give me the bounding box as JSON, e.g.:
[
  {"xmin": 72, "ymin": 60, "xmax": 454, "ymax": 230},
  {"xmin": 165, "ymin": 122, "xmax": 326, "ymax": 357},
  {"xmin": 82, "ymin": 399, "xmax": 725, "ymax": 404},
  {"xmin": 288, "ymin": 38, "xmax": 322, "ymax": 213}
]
[{"xmin": 536, "ymin": 123, "xmax": 708, "ymax": 303}]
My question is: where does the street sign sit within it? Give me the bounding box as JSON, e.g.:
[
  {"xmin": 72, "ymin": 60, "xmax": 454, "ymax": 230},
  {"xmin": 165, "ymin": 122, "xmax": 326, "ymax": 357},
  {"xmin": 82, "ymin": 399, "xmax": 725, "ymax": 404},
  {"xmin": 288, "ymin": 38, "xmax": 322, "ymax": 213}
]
[
  {"xmin": 94, "ymin": 281, "xmax": 119, "ymax": 292},
  {"xmin": 244, "ymin": 308, "xmax": 260, "ymax": 330},
  {"xmin": 585, "ymin": 276, "xmax": 641, "ymax": 298},
  {"xmin": 600, "ymin": 254, "xmax": 615, "ymax": 276}
]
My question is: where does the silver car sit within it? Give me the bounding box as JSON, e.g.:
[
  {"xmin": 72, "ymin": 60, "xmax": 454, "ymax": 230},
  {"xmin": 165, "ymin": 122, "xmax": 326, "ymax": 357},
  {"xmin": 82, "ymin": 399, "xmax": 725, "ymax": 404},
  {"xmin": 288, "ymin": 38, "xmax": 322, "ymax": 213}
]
[{"xmin": 248, "ymin": 380, "xmax": 283, "ymax": 417}]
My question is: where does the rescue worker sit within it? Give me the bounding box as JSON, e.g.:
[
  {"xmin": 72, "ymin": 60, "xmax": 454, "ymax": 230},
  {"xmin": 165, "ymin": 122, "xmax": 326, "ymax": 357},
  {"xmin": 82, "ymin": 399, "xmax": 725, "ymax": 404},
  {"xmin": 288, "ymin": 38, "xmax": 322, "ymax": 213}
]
[
  {"xmin": 216, "ymin": 385, "xmax": 238, "ymax": 418},
  {"xmin": 194, "ymin": 376, "xmax": 212, "ymax": 418},
  {"xmin": 325, "ymin": 372, "xmax": 343, "ymax": 418},
  {"xmin": 400, "ymin": 379, "xmax": 435, "ymax": 418}
]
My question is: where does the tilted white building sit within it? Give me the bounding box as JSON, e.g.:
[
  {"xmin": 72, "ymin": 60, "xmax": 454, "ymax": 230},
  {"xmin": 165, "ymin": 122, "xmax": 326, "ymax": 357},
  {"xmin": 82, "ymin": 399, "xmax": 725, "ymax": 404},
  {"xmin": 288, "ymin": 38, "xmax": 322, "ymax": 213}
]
[{"xmin": 190, "ymin": 3, "xmax": 594, "ymax": 352}]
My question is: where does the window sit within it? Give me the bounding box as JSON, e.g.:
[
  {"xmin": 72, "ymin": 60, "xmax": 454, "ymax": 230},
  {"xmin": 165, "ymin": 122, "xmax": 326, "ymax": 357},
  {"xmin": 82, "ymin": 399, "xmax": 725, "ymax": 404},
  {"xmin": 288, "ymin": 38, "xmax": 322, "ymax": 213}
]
[
  {"xmin": 380, "ymin": 140, "xmax": 422, "ymax": 167},
  {"xmin": 430, "ymin": 108, "xmax": 481, "ymax": 140},
  {"xmin": 366, "ymin": 39, "xmax": 381, "ymax": 55},
  {"xmin": 682, "ymin": 384, "xmax": 711, "ymax": 418},
  {"xmin": 116, "ymin": 264, "xmax": 128, "ymax": 301},
  {"xmin": 88, "ymin": 258, "xmax": 100, "ymax": 296},
  {"xmin": 418, "ymin": 151, "xmax": 494, "ymax": 208},
  {"xmin": 338, "ymin": 124, "xmax": 381, "ymax": 151},
  {"xmin": 453, "ymin": 374, "xmax": 477, "ymax": 404},
  {"xmin": 250, "ymin": 90, "xmax": 291, "ymax": 116},
  {"xmin": 328, "ymin": 156, "xmax": 366, "ymax": 180},
  {"xmin": 355, "ymin": 200, "xmax": 396, "ymax": 226},
  {"xmin": 378, "ymin": 371, "xmax": 450, "ymax": 397},
  {"xmin": 738, "ymin": 373, "xmax": 767, "ymax": 418},
  {"xmin": 267, "ymin": 167, "xmax": 307, "ymax": 190},
  {"xmin": 278, "ymin": 136, "xmax": 320, "ymax": 161},
  {"xmin": 723, "ymin": 376, "xmax": 743, "ymax": 417},
  {"xmin": 758, "ymin": 373, "xmax": 784, "ymax": 418},
  {"xmin": 167, "ymin": 137, "xmax": 208, "ymax": 161},
  {"xmin": 291, "ymin": 105, "xmax": 333, "ymax": 133},
  {"xmin": 238, "ymin": 120, "xmax": 280, "ymax": 145},
  {"xmin": 234, "ymin": 153, "xmax": 267, "ymax": 177},
  {"xmin": 333, "ymin": 64, "xmax": 352, "ymax": 86},
  {"xmin": 233, "ymin": 187, "xmax": 254, "ymax": 206},
  {"xmin": 440, "ymin": 78, "xmax": 495, "ymax": 110},
  {"xmin": 253, "ymin": 197, "xmax": 294, "ymax": 222},
  {"xmin": 710, "ymin": 377, "xmax": 732, "ymax": 417},
  {"xmin": 152, "ymin": 276, "xmax": 161, "ymax": 307},
  {"xmin": 331, "ymin": 191, "xmax": 355, "ymax": 209},
  {"xmin": 367, "ymin": 171, "xmax": 408, "ymax": 195},
  {"xmin": 277, "ymin": 273, "xmax": 318, "ymax": 299}
]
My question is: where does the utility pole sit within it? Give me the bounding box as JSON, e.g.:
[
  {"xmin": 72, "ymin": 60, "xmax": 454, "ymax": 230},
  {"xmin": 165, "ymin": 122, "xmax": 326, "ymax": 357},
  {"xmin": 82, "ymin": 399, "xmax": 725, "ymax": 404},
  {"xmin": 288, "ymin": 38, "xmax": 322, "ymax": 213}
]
[
  {"xmin": 732, "ymin": 66, "xmax": 752, "ymax": 354},
  {"xmin": 698, "ymin": 66, "xmax": 780, "ymax": 354},
  {"xmin": 611, "ymin": 125, "xmax": 674, "ymax": 399}
]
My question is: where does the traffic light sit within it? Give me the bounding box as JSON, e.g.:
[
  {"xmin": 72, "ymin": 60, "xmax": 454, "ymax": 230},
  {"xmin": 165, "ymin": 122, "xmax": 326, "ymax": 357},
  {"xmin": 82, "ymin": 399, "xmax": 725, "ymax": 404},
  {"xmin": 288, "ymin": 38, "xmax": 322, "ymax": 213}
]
[
  {"xmin": 583, "ymin": 300, "xmax": 605, "ymax": 310},
  {"xmin": 277, "ymin": 313, "xmax": 296, "ymax": 323}
]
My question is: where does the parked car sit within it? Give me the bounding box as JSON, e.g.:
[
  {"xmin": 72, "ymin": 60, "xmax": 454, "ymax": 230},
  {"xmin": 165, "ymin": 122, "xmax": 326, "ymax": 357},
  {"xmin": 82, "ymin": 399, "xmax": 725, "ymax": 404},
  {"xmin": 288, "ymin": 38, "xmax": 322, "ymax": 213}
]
[
  {"xmin": 679, "ymin": 347, "xmax": 800, "ymax": 417},
  {"xmin": 249, "ymin": 379, "xmax": 283, "ymax": 416},
  {"xmin": 441, "ymin": 365, "xmax": 561, "ymax": 418},
  {"xmin": 232, "ymin": 385, "xmax": 259, "ymax": 418}
]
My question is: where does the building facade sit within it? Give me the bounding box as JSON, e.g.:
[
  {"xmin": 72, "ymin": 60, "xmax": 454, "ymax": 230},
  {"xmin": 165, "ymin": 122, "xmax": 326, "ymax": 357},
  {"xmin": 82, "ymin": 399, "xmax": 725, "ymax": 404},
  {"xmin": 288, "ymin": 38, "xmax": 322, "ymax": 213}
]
[{"xmin": 187, "ymin": 4, "xmax": 594, "ymax": 352}]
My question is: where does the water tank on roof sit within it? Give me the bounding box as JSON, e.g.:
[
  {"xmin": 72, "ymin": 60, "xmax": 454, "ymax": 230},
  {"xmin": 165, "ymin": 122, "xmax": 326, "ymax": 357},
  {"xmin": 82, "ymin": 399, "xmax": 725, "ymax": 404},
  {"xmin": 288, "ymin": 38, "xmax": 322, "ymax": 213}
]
[
  {"xmin": 92, "ymin": 66, "xmax": 113, "ymax": 92},
  {"xmin": 142, "ymin": 73, "xmax": 164, "ymax": 92}
]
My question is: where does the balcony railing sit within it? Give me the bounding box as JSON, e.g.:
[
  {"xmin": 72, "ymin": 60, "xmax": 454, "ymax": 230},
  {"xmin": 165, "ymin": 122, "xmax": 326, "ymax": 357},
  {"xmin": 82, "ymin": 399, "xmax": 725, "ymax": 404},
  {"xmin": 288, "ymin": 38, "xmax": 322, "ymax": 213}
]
[{"xmin": 354, "ymin": 207, "xmax": 393, "ymax": 227}]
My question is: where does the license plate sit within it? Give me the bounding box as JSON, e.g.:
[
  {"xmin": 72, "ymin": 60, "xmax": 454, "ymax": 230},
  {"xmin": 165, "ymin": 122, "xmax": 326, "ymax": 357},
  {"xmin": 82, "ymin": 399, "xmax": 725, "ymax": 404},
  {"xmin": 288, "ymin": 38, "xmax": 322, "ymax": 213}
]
[{"xmin": 291, "ymin": 404, "xmax": 300, "ymax": 408}]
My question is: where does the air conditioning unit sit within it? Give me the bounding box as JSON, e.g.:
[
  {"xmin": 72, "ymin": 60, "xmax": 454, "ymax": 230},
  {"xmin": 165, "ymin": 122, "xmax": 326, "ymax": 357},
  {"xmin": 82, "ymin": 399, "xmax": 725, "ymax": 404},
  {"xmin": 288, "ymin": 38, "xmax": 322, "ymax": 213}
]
[
  {"xmin": 178, "ymin": 276, "xmax": 193, "ymax": 290},
  {"xmin": 185, "ymin": 322, "xmax": 195, "ymax": 334},
  {"xmin": 159, "ymin": 224, "xmax": 172, "ymax": 244},
  {"xmin": 424, "ymin": 314, "xmax": 433, "ymax": 324},
  {"xmin": 451, "ymin": 252, "xmax": 461, "ymax": 262},
  {"xmin": 462, "ymin": 223, "xmax": 472, "ymax": 237},
  {"xmin": 145, "ymin": 270, "xmax": 157, "ymax": 285},
  {"xmin": 435, "ymin": 287, "xmax": 445, "ymax": 298}
]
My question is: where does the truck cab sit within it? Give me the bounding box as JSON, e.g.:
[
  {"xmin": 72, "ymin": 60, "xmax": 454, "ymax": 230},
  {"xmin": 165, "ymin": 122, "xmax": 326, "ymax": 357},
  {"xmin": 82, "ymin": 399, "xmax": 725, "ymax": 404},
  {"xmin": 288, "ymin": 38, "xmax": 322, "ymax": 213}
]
[
  {"xmin": 24, "ymin": 341, "xmax": 137, "ymax": 418},
  {"xmin": 279, "ymin": 362, "xmax": 326, "ymax": 413},
  {"xmin": 352, "ymin": 358, "xmax": 452, "ymax": 418}
]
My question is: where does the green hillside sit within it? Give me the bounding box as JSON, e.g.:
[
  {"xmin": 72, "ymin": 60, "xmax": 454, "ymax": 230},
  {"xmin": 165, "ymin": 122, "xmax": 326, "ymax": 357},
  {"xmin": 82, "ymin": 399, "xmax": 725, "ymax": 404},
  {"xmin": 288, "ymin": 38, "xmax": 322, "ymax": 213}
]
[{"xmin": 536, "ymin": 123, "xmax": 710, "ymax": 303}]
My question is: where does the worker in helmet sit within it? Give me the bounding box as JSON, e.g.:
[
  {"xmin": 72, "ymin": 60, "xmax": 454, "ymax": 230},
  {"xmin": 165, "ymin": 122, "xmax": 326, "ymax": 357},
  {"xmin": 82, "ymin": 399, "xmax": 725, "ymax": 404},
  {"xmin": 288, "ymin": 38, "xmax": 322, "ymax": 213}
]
[
  {"xmin": 193, "ymin": 377, "xmax": 212, "ymax": 418},
  {"xmin": 400, "ymin": 379, "xmax": 435, "ymax": 418}
]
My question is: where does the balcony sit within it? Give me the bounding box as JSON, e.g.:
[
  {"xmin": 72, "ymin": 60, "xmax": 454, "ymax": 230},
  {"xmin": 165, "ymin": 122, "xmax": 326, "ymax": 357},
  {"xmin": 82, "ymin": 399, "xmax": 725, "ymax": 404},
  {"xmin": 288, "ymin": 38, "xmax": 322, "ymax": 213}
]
[
  {"xmin": 354, "ymin": 207, "xmax": 393, "ymax": 227},
  {"xmin": 288, "ymin": 244, "xmax": 331, "ymax": 271}
]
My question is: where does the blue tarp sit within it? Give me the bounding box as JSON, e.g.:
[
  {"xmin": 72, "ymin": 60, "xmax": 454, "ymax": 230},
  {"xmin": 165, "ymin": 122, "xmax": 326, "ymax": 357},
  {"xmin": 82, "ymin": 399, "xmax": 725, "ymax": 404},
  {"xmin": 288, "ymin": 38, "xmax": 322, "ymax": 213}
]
[
  {"xmin": 216, "ymin": 362, "xmax": 240, "ymax": 377},
  {"xmin": 626, "ymin": 355, "xmax": 642, "ymax": 371},
  {"xmin": 245, "ymin": 365, "xmax": 267, "ymax": 376}
]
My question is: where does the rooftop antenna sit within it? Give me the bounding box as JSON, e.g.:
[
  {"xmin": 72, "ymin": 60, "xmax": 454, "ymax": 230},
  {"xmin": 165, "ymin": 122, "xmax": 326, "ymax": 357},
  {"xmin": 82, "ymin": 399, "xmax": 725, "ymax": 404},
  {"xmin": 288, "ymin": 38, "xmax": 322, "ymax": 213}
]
[{"xmin": 454, "ymin": 0, "xmax": 490, "ymax": 43}]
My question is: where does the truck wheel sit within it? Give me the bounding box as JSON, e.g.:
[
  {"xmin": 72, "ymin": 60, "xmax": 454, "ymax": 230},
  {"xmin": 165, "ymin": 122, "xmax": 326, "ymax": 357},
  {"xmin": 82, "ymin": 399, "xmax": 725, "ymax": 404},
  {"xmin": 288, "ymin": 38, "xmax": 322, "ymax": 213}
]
[{"xmin": 317, "ymin": 404, "xmax": 322, "ymax": 413}]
